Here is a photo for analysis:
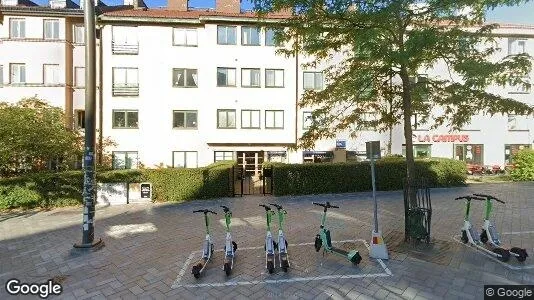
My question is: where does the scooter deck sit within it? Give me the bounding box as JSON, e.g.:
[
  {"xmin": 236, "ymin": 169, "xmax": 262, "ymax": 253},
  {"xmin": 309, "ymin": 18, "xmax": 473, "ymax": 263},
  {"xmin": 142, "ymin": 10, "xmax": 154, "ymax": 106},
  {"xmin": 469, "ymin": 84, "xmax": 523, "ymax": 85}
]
[{"xmin": 332, "ymin": 247, "xmax": 349, "ymax": 256}]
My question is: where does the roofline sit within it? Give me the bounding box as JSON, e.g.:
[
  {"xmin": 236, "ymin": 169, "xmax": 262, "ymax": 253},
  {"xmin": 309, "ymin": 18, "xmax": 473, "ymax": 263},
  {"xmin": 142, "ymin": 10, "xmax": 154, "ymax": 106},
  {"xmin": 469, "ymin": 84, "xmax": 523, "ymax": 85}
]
[
  {"xmin": 98, "ymin": 14, "xmax": 287, "ymax": 25},
  {"xmin": 0, "ymin": 6, "xmax": 84, "ymax": 17}
]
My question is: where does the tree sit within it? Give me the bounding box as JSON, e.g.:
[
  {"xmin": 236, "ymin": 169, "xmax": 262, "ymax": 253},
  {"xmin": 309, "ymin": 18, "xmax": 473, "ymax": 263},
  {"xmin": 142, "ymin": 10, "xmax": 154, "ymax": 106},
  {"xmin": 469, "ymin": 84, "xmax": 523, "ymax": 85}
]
[
  {"xmin": 0, "ymin": 98, "xmax": 81, "ymax": 176},
  {"xmin": 253, "ymin": 0, "xmax": 533, "ymax": 202}
]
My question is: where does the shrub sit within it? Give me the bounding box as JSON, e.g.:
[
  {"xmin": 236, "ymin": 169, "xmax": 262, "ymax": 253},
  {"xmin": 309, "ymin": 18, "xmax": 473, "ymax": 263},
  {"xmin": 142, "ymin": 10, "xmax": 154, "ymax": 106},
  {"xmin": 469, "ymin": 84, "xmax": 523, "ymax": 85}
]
[
  {"xmin": 510, "ymin": 149, "xmax": 534, "ymax": 181},
  {"xmin": 271, "ymin": 158, "xmax": 466, "ymax": 196}
]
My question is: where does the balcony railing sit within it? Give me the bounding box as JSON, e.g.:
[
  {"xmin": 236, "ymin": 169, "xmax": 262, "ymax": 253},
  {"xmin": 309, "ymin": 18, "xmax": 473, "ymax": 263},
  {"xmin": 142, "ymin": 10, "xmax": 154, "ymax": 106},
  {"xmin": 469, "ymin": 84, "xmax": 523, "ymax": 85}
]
[
  {"xmin": 112, "ymin": 42, "xmax": 139, "ymax": 55},
  {"xmin": 112, "ymin": 84, "xmax": 139, "ymax": 96}
]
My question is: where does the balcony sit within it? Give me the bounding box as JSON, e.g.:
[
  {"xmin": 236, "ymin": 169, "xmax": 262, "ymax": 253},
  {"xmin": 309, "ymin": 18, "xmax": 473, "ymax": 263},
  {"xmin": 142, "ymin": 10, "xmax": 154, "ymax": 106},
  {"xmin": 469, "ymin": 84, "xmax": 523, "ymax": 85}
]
[
  {"xmin": 112, "ymin": 42, "xmax": 139, "ymax": 55},
  {"xmin": 112, "ymin": 84, "xmax": 139, "ymax": 96}
]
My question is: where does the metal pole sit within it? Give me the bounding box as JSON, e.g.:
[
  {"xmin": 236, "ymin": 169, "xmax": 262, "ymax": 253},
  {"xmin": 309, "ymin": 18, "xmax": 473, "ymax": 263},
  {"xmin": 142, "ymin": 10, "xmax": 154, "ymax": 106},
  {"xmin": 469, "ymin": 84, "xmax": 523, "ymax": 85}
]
[
  {"xmin": 75, "ymin": 0, "xmax": 101, "ymax": 249},
  {"xmin": 371, "ymin": 151, "xmax": 378, "ymax": 233}
]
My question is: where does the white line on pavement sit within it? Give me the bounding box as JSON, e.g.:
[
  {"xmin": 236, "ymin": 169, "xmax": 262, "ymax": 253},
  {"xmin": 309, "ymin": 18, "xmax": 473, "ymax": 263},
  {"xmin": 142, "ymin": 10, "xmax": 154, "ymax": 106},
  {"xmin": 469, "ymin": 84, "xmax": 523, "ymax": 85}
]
[
  {"xmin": 172, "ymin": 251, "xmax": 197, "ymax": 288},
  {"xmin": 501, "ymin": 231, "xmax": 534, "ymax": 235}
]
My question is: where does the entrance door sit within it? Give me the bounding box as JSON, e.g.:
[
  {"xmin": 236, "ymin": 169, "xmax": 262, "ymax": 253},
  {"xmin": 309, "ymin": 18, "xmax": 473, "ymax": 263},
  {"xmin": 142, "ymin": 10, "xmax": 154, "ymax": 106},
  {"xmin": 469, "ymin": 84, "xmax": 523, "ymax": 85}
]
[{"xmin": 236, "ymin": 151, "xmax": 264, "ymax": 195}]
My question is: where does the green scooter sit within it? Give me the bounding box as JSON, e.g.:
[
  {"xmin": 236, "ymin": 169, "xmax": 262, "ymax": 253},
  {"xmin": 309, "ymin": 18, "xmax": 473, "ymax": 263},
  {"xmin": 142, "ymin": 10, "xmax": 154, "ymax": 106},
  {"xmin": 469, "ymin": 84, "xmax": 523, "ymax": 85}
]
[
  {"xmin": 191, "ymin": 209, "xmax": 217, "ymax": 278},
  {"xmin": 313, "ymin": 202, "xmax": 362, "ymax": 265},
  {"xmin": 259, "ymin": 204, "xmax": 278, "ymax": 274},
  {"xmin": 221, "ymin": 205, "xmax": 238, "ymax": 275},
  {"xmin": 270, "ymin": 203, "xmax": 290, "ymax": 272}
]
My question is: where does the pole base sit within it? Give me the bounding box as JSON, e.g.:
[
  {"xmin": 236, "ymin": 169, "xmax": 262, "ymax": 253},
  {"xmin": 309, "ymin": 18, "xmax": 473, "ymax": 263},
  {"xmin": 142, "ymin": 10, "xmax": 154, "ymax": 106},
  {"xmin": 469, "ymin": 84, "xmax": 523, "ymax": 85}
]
[
  {"xmin": 73, "ymin": 238, "xmax": 104, "ymax": 250},
  {"xmin": 369, "ymin": 231, "xmax": 389, "ymax": 260}
]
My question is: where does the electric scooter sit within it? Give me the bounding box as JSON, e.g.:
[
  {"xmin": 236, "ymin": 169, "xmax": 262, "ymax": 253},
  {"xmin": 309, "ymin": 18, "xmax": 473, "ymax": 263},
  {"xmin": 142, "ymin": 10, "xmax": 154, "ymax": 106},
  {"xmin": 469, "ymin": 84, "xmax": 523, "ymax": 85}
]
[
  {"xmin": 456, "ymin": 195, "xmax": 511, "ymax": 262},
  {"xmin": 260, "ymin": 204, "xmax": 278, "ymax": 274},
  {"xmin": 313, "ymin": 202, "xmax": 362, "ymax": 265},
  {"xmin": 191, "ymin": 209, "xmax": 217, "ymax": 278},
  {"xmin": 473, "ymin": 193, "xmax": 529, "ymax": 262},
  {"xmin": 221, "ymin": 205, "xmax": 238, "ymax": 275},
  {"xmin": 269, "ymin": 203, "xmax": 290, "ymax": 272}
]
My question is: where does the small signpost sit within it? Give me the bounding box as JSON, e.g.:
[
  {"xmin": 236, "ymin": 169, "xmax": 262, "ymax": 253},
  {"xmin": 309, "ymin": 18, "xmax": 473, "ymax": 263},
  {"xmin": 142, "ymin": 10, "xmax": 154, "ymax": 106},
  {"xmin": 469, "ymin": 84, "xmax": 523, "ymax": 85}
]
[
  {"xmin": 366, "ymin": 141, "xmax": 389, "ymax": 259},
  {"xmin": 140, "ymin": 183, "xmax": 152, "ymax": 199}
]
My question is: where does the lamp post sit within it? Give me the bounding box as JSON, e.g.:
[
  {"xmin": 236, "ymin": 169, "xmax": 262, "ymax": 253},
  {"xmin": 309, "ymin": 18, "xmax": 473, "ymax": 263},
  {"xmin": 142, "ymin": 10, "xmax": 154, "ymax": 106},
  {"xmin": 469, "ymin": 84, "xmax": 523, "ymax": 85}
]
[
  {"xmin": 367, "ymin": 141, "xmax": 388, "ymax": 259},
  {"xmin": 74, "ymin": 0, "xmax": 102, "ymax": 249}
]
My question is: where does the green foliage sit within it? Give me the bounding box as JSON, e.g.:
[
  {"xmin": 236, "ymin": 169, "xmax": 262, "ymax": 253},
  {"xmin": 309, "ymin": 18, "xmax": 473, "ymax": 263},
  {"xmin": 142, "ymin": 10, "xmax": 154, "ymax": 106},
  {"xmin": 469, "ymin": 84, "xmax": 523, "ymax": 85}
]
[
  {"xmin": 271, "ymin": 158, "xmax": 466, "ymax": 196},
  {"xmin": 0, "ymin": 98, "xmax": 82, "ymax": 176},
  {"xmin": 510, "ymin": 149, "xmax": 534, "ymax": 181},
  {"xmin": 0, "ymin": 161, "xmax": 236, "ymax": 210}
]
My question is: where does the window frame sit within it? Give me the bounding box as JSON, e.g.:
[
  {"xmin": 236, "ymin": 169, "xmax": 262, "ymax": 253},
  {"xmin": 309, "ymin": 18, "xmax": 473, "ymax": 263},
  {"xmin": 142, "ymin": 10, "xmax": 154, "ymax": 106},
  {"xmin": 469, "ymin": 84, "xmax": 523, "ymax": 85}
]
[
  {"xmin": 73, "ymin": 24, "xmax": 85, "ymax": 44},
  {"xmin": 402, "ymin": 144, "xmax": 432, "ymax": 159},
  {"xmin": 303, "ymin": 71, "xmax": 324, "ymax": 90},
  {"xmin": 75, "ymin": 110, "xmax": 85, "ymax": 129},
  {"xmin": 112, "ymin": 151, "xmax": 139, "ymax": 170},
  {"xmin": 172, "ymin": 110, "xmax": 198, "ymax": 129},
  {"xmin": 9, "ymin": 18, "xmax": 25, "ymax": 39},
  {"xmin": 303, "ymin": 111, "xmax": 313, "ymax": 130},
  {"xmin": 172, "ymin": 27, "xmax": 198, "ymax": 47},
  {"xmin": 217, "ymin": 67, "xmax": 236, "ymax": 87},
  {"xmin": 214, "ymin": 151, "xmax": 234, "ymax": 162},
  {"xmin": 112, "ymin": 110, "xmax": 139, "ymax": 129},
  {"xmin": 265, "ymin": 28, "xmax": 276, "ymax": 46},
  {"xmin": 241, "ymin": 109, "xmax": 261, "ymax": 129},
  {"xmin": 265, "ymin": 110, "xmax": 284, "ymax": 129},
  {"xmin": 217, "ymin": 25, "xmax": 237, "ymax": 45},
  {"xmin": 241, "ymin": 26, "xmax": 261, "ymax": 46},
  {"xmin": 74, "ymin": 66, "xmax": 85, "ymax": 88},
  {"xmin": 172, "ymin": 151, "xmax": 198, "ymax": 168},
  {"xmin": 43, "ymin": 19, "xmax": 60, "ymax": 40},
  {"xmin": 217, "ymin": 109, "xmax": 237, "ymax": 129},
  {"xmin": 241, "ymin": 68, "xmax": 261, "ymax": 88},
  {"xmin": 265, "ymin": 69, "xmax": 284, "ymax": 88},
  {"xmin": 43, "ymin": 64, "xmax": 60, "ymax": 85},
  {"xmin": 0, "ymin": 65, "xmax": 3, "ymax": 87},
  {"xmin": 10, "ymin": 63, "xmax": 26, "ymax": 84},
  {"xmin": 172, "ymin": 68, "xmax": 198, "ymax": 88}
]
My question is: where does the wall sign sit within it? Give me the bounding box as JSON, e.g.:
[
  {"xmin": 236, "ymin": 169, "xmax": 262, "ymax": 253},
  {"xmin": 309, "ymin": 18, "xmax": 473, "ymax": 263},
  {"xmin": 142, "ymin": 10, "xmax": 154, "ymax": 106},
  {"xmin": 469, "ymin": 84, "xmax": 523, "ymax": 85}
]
[
  {"xmin": 336, "ymin": 140, "xmax": 347, "ymax": 149},
  {"xmin": 140, "ymin": 183, "xmax": 152, "ymax": 199},
  {"xmin": 412, "ymin": 134, "xmax": 469, "ymax": 143}
]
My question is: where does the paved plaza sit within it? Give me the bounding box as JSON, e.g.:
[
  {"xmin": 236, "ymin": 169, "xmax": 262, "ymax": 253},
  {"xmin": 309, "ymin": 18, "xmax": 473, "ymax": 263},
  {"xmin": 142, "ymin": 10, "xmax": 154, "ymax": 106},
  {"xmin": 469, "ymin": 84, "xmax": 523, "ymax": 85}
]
[{"xmin": 1, "ymin": 182, "xmax": 533, "ymax": 299}]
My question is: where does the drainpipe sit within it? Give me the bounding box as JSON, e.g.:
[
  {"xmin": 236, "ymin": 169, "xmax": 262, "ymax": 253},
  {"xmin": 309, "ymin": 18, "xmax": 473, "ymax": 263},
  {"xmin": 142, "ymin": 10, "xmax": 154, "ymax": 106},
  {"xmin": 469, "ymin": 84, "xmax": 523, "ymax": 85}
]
[{"xmin": 294, "ymin": 34, "xmax": 299, "ymax": 148}]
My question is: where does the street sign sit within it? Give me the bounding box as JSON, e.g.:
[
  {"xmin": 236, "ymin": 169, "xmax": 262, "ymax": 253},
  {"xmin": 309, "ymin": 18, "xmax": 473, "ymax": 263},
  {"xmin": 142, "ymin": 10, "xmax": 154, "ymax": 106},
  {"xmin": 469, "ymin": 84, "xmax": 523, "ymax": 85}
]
[
  {"xmin": 140, "ymin": 183, "xmax": 152, "ymax": 199},
  {"xmin": 336, "ymin": 140, "xmax": 346, "ymax": 149},
  {"xmin": 366, "ymin": 141, "xmax": 381, "ymax": 159}
]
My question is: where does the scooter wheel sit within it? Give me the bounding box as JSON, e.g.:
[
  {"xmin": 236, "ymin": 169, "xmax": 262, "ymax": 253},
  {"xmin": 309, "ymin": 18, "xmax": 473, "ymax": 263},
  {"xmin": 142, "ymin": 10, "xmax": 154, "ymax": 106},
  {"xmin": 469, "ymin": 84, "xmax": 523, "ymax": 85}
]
[
  {"xmin": 191, "ymin": 264, "xmax": 201, "ymax": 279},
  {"xmin": 232, "ymin": 241, "xmax": 238, "ymax": 252},
  {"xmin": 480, "ymin": 230, "xmax": 488, "ymax": 244},
  {"xmin": 224, "ymin": 262, "xmax": 231, "ymax": 276},
  {"xmin": 510, "ymin": 247, "xmax": 529, "ymax": 262},
  {"xmin": 461, "ymin": 230, "xmax": 468, "ymax": 244},
  {"xmin": 493, "ymin": 248, "xmax": 511, "ymax": 262},
  {"xmin": 314, "ymin": 235, "xmax": 322, "ymax": 252},
  {"xmin": 273, "ymin": 241, "xmax": 278, "ymax": 251},
  {"xmin": 281, "ymin": 259, "xmax": 289, "ymax": 272},
  {"xmin": 351, "ymin": 252, "xmax": 362, "ymax": 265},
  {"xmin": 267, "ymin": 261, "xmax": 275, "ymax": 274}
]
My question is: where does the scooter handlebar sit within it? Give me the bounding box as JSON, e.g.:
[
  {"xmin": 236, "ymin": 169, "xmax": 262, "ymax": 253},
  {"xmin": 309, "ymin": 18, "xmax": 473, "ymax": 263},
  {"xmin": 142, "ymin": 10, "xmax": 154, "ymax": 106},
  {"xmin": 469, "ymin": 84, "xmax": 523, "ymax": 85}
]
[
  {"xmin": 455, "ymin": 196, "xmax": 485, "ymax": 201},
  {"xmin": 259, "ymin": 204, "xmax": 272, "ymax": 211},
  {"xmin": 193, "ymin": 209, "xmax": 217, "ymax": 214},
  {"xmin": 312, "ymin": 202, "xmax": 339, "ymax": 208},
  {"xmin": 269, "ymin": 203, "xmax": 283, "ymax": 210},
  {"xmin": 472, "ymin": 193, "xmax": 506, "ymax": 204},
  {"xmin": 220, "ymin": 205, "xmax": 230, "ymax": 212}
]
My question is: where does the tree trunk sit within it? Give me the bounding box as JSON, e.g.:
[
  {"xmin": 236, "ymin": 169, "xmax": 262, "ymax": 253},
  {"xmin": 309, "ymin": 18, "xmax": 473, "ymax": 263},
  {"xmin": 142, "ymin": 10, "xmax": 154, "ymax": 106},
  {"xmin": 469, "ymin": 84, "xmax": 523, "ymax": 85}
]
[{"xmin": 399, "ymin": 66, "xmax": 416, "ymax": 206}]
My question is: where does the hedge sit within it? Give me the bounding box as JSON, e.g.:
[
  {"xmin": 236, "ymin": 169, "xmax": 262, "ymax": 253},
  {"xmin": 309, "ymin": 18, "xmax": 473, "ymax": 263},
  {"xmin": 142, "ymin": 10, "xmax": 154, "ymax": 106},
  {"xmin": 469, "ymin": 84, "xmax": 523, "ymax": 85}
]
[
  {"xmin": 510, "ymin": 149, "xmax": 534, "ymax": 181},
  {"xmin": 269, "ymin": 157, "xmax": 467, "ymax": 196},
  {"xmin": 0, "ymin": 161, "xmax": 235, "ymax": 210}
]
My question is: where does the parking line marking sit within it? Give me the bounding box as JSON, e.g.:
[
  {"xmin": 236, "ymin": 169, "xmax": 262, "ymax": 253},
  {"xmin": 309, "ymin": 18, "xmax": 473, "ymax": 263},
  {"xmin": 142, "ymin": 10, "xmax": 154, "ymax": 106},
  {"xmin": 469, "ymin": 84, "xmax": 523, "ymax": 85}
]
[
  {"xmin": 171, "ymin": 239, "xmax": 391, "ymax": 288},
  {"xmin": 501, "ymin": 231, "xmax": 534, "ymax": 235}
]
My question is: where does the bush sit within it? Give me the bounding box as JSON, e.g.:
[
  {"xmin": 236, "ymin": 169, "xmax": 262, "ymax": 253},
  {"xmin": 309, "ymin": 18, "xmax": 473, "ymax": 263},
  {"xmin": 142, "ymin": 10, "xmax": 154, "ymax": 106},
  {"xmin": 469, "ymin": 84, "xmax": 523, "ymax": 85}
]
[
  {"xmin": 0, "ymin": 161, "xmax": 235, "ymax": 210},
  {"xmin": 510, "ymin": 149, "xmax": 534, "ymax": 181},
  {"xmin": 271, "ymin": 158, "xmax": 466, "ymax": 196}
]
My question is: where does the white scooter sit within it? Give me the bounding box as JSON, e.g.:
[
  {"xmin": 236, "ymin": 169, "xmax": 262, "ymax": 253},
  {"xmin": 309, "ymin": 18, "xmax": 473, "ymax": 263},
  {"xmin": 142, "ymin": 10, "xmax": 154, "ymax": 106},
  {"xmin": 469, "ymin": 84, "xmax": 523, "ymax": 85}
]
[
  {"xmin": 220, "ymin": 205, "xmax": 238, "ymax": 275},
  {"xmin": 269, "ymin": 203, "xmax": 290, "ymax": 272},
  {"xmin": 259, "ymin": 204, "xmax": 277, "ymax": 274}
]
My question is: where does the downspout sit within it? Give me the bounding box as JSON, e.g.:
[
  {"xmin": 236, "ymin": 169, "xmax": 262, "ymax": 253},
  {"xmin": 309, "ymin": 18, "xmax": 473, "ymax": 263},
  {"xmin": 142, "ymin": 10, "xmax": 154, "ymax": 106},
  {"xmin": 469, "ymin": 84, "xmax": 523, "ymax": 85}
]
[{"xmin": 294, "ymin": 34, "xmax": 299, "ymax": 147}]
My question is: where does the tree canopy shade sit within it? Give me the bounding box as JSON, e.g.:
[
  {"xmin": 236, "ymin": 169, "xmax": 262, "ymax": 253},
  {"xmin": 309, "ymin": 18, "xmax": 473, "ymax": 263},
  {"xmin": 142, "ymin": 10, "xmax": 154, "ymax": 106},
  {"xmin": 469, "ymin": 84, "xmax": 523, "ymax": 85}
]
[{"xmin": 253, "ymin": 0, "xmax": 534, "ymax": 190}]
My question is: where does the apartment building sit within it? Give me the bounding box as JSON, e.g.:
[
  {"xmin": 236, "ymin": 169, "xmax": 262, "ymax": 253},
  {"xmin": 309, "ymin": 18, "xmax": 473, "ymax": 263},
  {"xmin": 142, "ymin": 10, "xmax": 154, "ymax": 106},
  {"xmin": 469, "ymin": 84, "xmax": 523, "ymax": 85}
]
[
  {"xmin": 2, "ymin": 0, "xmax": 533, "ymax": 173},
  {"xmin": 0, "ymin": 0, "xmax": 90, "ymax": 130}
]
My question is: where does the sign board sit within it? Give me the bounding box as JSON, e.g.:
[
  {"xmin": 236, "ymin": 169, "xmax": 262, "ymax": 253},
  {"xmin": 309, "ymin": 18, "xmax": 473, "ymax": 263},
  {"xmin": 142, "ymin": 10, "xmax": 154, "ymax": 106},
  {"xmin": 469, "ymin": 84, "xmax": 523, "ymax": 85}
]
[
  {"xmin": 141, "ymin": 183, "xmax": 152, "ymax": 199},
  {"xmin": 412, "ymin": 134, "xmax": 469, "ymax": 143},
  {"xmin": 366, "ymin": 141, "xmax": 381, "ymax": 159},
  {"xmin": 336, "ymin": 140, "xmax": 347, "ymax": 149},
  {"xmin": 128, "ymin": 182, "xmax": 152, "ymax": 203},
  {"xmin": 96, "ymin": 183, "xmax": 128, "ymax": 206}
]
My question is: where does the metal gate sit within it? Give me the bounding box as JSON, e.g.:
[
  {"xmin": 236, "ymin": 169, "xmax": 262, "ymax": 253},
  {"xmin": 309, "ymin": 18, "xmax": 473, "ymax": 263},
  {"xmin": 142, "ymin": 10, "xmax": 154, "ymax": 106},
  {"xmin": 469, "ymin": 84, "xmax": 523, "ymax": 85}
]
[
  {"xmin": 232, "ymin": 165, "xmax": 273, "ymax": 196},
  {"xmin": 404, "ymin": 178, "xmax": 432, "ymax": 244}
]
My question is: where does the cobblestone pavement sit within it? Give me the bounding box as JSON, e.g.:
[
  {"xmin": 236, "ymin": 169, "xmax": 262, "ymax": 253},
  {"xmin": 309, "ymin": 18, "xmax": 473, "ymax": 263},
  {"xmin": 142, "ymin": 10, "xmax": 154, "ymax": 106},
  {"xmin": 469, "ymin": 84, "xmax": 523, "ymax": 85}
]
[{"xmin": 1, "ymin": 182, "xmax": 533, "ymax": 299}]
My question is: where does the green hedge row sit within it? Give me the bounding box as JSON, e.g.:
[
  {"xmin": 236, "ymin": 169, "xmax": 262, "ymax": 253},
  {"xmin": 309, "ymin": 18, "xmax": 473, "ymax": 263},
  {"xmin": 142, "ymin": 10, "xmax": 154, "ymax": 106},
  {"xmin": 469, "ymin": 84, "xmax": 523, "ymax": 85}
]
[
  {"xmin": 0, "ymin": 161, "xmax": 235, "ymax": 210},
  {"xmin": 510, "ymin": 149, "xmax": 534, "ymax": 181},
  {"xmin": 269, "ymin": 157, "xmax": 467, "ymax": 196}
]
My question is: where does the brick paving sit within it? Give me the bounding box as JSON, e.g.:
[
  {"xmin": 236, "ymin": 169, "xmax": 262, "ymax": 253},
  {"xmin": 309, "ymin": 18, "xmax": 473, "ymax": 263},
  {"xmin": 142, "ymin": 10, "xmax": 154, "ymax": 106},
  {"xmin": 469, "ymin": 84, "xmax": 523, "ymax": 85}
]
[{"xmin": 1, "ymin": 182, "xmax": 533, "ymax": 299}]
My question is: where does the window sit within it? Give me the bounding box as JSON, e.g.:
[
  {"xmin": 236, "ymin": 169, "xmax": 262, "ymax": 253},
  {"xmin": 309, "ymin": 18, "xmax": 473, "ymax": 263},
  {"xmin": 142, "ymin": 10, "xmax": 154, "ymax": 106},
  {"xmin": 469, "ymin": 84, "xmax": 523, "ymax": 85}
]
[
  {"xmin": 75, "ymin": 67, "xmax": 85, "ymax": 87},
  {"xmin": 303, "ymin": 111, "xmax": 313, "ymax": 129},
  {"xmin": 0, "ymin": 65, "xmax": 3, "ymax": 87},
  {"xmin": 267, "ymin": 151, "xmax": 287, "ymax": 163},
  {"xmin": 241, "ymin": 110, "xmax": 260, "ymax": 128},
  {"xmin": 265, "ymin": 110, "xmax": 284, "ymax": 129},
  {"xmin": 508, "ymin": 38, "xmax": 527, "ymax": 55},
  {"xmin": 73, "ymin": 25, "xmax": 84, "ymax": 44},
  {"xmin": 10, "ymin": 18, "xmax": 25, "ymax": 38},
  {"xmin": 173, "ymin": 28, "xmax": 198, "ymax": 46},
  {"xmin": 507, "ymin": 114, "xmax": 529, "ymax": 130},
  {"xmin": 75, "ymin": 110, "xmax": 85, "ymax": 129},
  {"xmin": 455, "ymin": 144, "xmax": 483, "ymax": 165},
  {"xmin": 217, "ymin": 67, "xmax": 236, "ymax": 87},
  {"xmin": 112, "ymin": 26, "xmax": 138, "ymax": 54},
  {"xmin": 402, "ymin": 144, "xmax": 432, "ymax": 158},
  {"xmin": 112, "ymin": 151, "xmax": 138, "ymax": 169},
  {"xmin": 265, "ymin": 28, "xmax": 275, "ymax": 46},
  {"xmin": 509, "ymin": 77, "xmax": 530, "ymax": 93},
  {"xmin": 43, "ymin": 64, "xmax": 60, "ymax": 84},
  {"xmin": 172, "ymin": 68, "xmax": 198, "ymax": 87},
  {"xmin": 505, "ymin": 144, "xmax": 531, "ymax": 164},
  {"xmin": 10, "ymin": 64, "xmax": 26, "ymax": 84},
  {"xmin": 241, "ymin": 27, "xmax": 260, "ymax": 46},
  {"xmin": 303, "ymin": 151, "xmax": 333, "ymax": 163},
  {"xmin": 215, "ymin": 151, "xmax": 234, "ymax": 162},
  {"xmin": 303, "ymin": 72, "xmax": 323, "ymax": 90},
  {"xmin": 217, "ymin": 109, "xmax": 236, "ymax": 129},
  {"xmin": 172, "ymin": 151, "xmax": 198, "ymax": 168},
  {"xmin": 217, "ymin": 26, "xmax": 236, "ymax": 45},
  {"xmin": 241, "ymin": 68, "xmax": 260, "ymax": 87},
  {"xmin": 112, "ymin": 67, "xmax": 139, "ymax": 96},
  {"xmin": 44, "ymin": 19, "xmax": 60, "ymax": 40},
  {"xmin": 173, "ymin": 110, "xmax": 197, "ymax": 129},
  {"xmin": 112, "ymin": 110, "xmax": 139, "ymax": 129},
  {"xmin": 410, "ymin": 74, "xmax": 429, "ymax": 101},
  {"xmin": 265, "ymin": 69, "xmax": 284, "ymax": 87}
]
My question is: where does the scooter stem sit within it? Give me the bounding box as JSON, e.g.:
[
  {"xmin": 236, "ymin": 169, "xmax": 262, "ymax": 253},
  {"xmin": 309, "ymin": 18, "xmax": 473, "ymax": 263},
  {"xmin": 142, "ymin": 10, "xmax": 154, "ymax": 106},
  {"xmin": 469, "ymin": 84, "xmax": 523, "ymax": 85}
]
[
  {"xmin": 464, "ymin": 199, "xmax": 471, "ymax": 222},
  {"xmin": 205, "ymin": 213, "xmax": 210, "ymax": 235},
  {"xmin": 224, "ymin": 212, "xmax": 232, "ymax": 232},
  {"xmin": 484, "ymin": 198, "xmax": 493, "ymax": 221}
]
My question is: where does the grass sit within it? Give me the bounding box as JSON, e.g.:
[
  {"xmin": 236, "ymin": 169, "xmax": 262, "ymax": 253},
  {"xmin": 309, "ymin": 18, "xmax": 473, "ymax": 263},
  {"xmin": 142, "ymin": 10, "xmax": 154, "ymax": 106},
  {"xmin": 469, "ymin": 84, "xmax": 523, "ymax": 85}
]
[{"xmin": 466, "ymin": 174, "xmax": 513, "ymax": 184}]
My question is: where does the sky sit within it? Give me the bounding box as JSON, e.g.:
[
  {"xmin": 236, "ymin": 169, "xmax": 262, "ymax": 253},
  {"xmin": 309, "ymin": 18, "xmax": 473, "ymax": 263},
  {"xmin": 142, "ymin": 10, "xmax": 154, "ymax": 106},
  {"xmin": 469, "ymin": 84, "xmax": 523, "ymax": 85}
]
[{"xmin": 33, "ymin": 0, "xmax": 534, "ymax": 25}]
